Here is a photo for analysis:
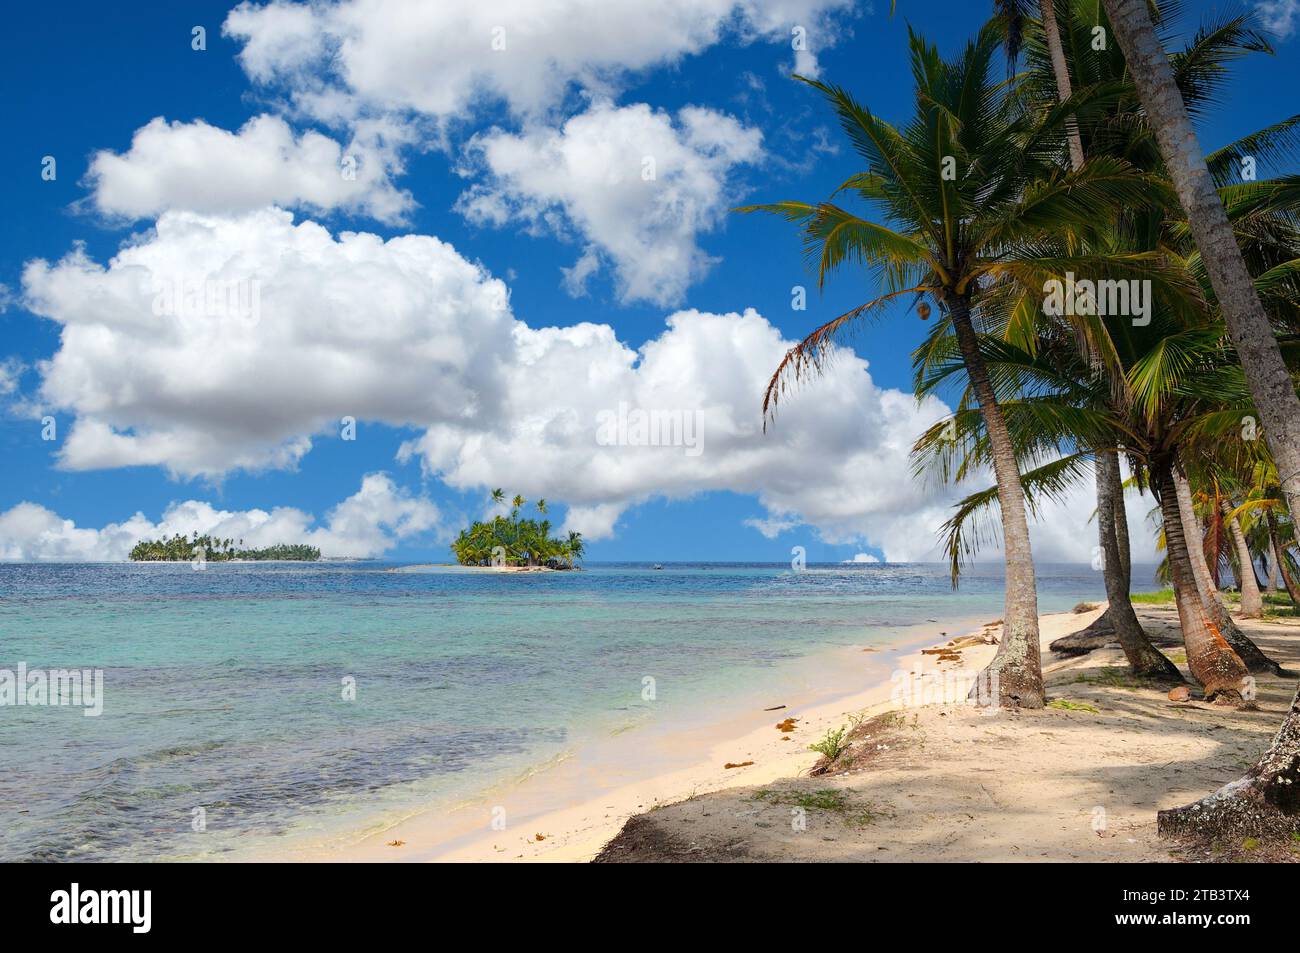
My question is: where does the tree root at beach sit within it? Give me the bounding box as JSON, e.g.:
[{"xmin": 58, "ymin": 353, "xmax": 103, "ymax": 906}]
[
  {"xmin": 1158, "ymin": 685, "xmax": 1300, "ymax": 839},
  {"xmin": 1049, "ymin": 610, "xmax": 1183, "ymax": 656},
  {"xmin": 1051, "ymin": 611, "xmax": 1184, "ymax": 683},
  {"xmin": 1217, "ymin": 612, "xmax": 1290, "ymax": 678},
  {"xmin": 1050, "ymin": 610, "xmax": 1117, "ymax": 655}
]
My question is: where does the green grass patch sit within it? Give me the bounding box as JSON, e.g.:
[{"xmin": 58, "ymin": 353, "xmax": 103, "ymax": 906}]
[
  {"xmin": 1131, "ymin": 590, "xmax": 1176, "ymax": 604},
  {"xmin": 1220, "ymin": 591, "xmax": 1297, "ymax": 618},
  {"xmin": 752, "ymin": 787, "xmax": 892, "ymax": 827},
  {"xmin": 1047, "ymin": 698, "xmax": 1100, "ymax": 713},
  {"xmin": 751, "ymin": 788, "xmax": 849, "ymax": 811},
  {"xmin": 846, "ymin": 807, "xmax": 888, "ymax": 827}
]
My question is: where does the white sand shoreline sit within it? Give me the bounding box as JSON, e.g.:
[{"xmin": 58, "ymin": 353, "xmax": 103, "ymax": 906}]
[{"xmin": 265, "ymin": 606, "xmax": 1068, "ymax": 863}]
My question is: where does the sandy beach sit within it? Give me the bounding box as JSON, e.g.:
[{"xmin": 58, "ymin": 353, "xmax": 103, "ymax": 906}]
[{"xmin": 275, "ymin": 600, "xmax": 1299, "ymax": 863}]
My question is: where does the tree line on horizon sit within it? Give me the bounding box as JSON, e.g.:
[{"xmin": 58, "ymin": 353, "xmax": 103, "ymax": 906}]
[
  {"xmin": 738, "ymin": 0, "xmax": 1300, "ymax": 841},
  {"xmin": 128, "ymin": 533, "xmax": 321, "ymax": 562}
]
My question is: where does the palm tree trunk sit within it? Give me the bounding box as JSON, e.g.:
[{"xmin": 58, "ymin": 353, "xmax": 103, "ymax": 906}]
[
  {"xmin": 1224, "ymin": 501, "xmax": 1264, "ymax": 618},
  {"xmin": 949, "ymin": 293, "xmax": 1044, "ymax": 708},
  {"xmin": 1039, "ymin": 0, "xmax": 1086, "ymax": 170},
  {"xmin": 1173, "ymin": 469, "xmax": 1281, "ymax": 673},
  {"xmin": 1101, "ymin": 0, "xmax": 1300, "ymax": 532},
  {"xmin": 1228, "ymin": 540, "xmax": 1243, "ymax": 592},
  {"xmin": 1267, "ymin": 511, "xmax": 1300, "ymax": 607},
  {"xmin": 1097, "ymin": 449, "xmax": 1182, "ymax": 681},
  {"xmin": 1109, "ymin": 452, "xmax": 1132, "ymax": 582},
  {"xmin": 1151, "ymin": 458, "xmax": 1248, "ymax": 702},
  {"xmin": 1173, "ymin": 470, "xmax": 1220, "ymax": 602},
  {"xmin": 1266, "ymin": 539, "xmax": 1279, "ymax": 595}
]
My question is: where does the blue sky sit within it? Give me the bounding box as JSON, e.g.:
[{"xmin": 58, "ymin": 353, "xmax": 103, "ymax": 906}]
[{"xmin": 0, "ymin": 0, "xmax": 1296, "ymax": 563}]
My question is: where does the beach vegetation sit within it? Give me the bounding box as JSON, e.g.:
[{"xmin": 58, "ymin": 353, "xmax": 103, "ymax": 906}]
[
  {"xmin": 129, "ymin": 535, "xmax": 320, "ymax": 562},
  {"xmin": 450, "ymin": 489, "xmax": 584, "ymax": 569},
  {"xmin": 751, "ymin": 788, "xmax": 849, "ymax": 812},
  {"xmin": 807, "ymin": 726, "xmax": 850, "ymax": 761},
  {"xmin": 1047, "ymin": 698, "xmax": 1100, "ymax": 713},
  {"xmin": 1130, "ymin": 590, "xmax": 1176, "ymax": 604}
]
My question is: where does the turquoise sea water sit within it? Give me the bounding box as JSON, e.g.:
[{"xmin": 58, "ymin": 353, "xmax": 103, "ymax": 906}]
[{"xmin": 0, "ymin": 561, "xmax": 1126, "ymax": 861}]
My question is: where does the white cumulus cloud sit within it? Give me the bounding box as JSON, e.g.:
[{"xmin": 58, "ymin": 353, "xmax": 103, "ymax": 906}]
[
  {"xmin": 84, "ymin": 114, "xmax": 413, "ymax": 224},
  {"xmin": 457, "ymin": 101, "xmax": 763, "ymax": 306},
  {"xmin": 223, "ymin": 0, "xmax": 856, "ymax": 124},
  {"xmin": 21, "ymin": 208, "xmax": 515, "ymax": 477}
]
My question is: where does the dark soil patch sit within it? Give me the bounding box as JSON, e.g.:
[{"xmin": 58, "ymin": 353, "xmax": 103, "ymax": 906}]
[{"xmin": 593, "ymin": 813, "xmax": 753, "ymax": 863}]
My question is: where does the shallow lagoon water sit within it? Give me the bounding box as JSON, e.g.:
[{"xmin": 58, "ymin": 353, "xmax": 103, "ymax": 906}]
[{"xmin": 0, "ymin": 561, "xmax": 1125, "ymax": 860}]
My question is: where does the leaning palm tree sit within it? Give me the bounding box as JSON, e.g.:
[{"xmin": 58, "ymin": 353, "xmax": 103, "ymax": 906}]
[
  {"xmin": 1101, "ymin": 0, "xmax": 1300, "ymax": 525},
  {"xmin": 1168, "ymin": 457, "xmax": 1281, "ymax": 674},
  {"xmin": 1108, "ymin": 0, "xmax": 1300, "ymax": 834},
  {"xmin": 736, "ymin": 21, "xmax": 1171, "ymax": 708},
  {"xmin": 918, "ymin": 310, "xmax": 1267, "ymax": 698}
]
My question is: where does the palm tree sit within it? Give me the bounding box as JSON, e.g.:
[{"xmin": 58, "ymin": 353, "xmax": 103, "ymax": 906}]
[
  {"xmin": 1169, "ymin": 463, "xmax": 1280, "ymax": 675},
  {"xmin": 926, "ymin": 319, "xmax": 1264, "ymax": 697},
  {"xmin": 1101, "ymin": 0, "xmax": 1300, "ymax": 530},
  {"xmin": 995, "ymin": 0, "xmax": 1084, "ymax": 169},
  {"xmin": 1008, "ymin": 2, "xmax": 1295, "ymax": 687},
  {"xmin": 739, "ymin": 22, "xmax": 1177, "ymax": 707},
  {"xmin": 1223, "ymin": 499, "xmax": 1264, "ymax": 617},
  {"xmin": 1266, "ymin": 509, "xmax": 1300, "ymax": 606},
  {"xmin": 452, "ymin": 491, "xmax": 579, "ymax": 568},
  {"xmin": 565, "ymin": 530, "xmax": 584, "ymax": 568},
  {"xmin": 999, "ymin": 0, "xmax": 1167, "ymax": 653},
  {"xmin": 1226, "ymin": 461, "xmax": 1300, "ymax": 610},
  {"xmin": 1095, "ymin": 447, "xmax": 1182, "ymax": 680}
]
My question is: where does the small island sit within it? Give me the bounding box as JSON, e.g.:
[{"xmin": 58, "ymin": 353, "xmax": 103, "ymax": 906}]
[
  {"xmin": 129, "ymin": 534, "xmax": 321, "ymax": 562},
  {"xmin": 451, "ymin": 491, "xmax": 583, "ymax": 569}
]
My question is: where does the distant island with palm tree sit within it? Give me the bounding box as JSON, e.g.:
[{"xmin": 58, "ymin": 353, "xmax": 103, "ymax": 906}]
[
  {"xmin": 129, "ymin": 534, "xmax": 321, "ymax": 562},
  {"xmin": 450, "ymin": 490, "xmax": 584, "ymax": 569}
]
